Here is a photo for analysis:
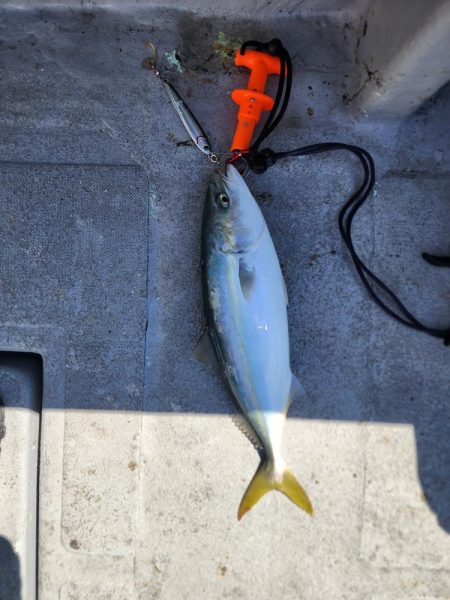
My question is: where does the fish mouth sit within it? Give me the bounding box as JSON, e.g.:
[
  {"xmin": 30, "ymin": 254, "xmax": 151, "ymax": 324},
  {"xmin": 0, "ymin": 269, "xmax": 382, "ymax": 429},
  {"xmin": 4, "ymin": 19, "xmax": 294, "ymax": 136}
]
[
  {"xmin": 210, "ymin": 169, "xmax": 224, "ymax": 183},
  {"xmin": 224, "ymin": 163, "xmax": 242, "ymax": 181},
  {"xmin": 209, "ymin": 164, "xmax": 244, "ymax": 195}
]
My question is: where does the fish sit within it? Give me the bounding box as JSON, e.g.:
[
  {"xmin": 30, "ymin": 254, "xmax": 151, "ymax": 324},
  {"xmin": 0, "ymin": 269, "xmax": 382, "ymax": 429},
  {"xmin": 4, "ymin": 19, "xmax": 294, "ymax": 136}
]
[{"xmin": 197, "ymin": 163, "xmax": 313, "ymax": 520}]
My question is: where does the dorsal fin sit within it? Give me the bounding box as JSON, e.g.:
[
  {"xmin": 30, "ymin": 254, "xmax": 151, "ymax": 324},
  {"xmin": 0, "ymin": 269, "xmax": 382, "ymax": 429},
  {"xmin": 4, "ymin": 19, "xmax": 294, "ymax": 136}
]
[{"xmin": 192, "ymin": 332, "xmax": 222, "ymax": 377}]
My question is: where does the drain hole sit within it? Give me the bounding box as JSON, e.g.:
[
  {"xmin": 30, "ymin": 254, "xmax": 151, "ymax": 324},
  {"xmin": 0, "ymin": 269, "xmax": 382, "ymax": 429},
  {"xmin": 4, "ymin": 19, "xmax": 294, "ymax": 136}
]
[
  {"xmin": 0, "ymin": 396, "xmax": 5, "ymax": 454},
  {"xmin": 0, "ymin": 352, "xmax": 43, "ymax": 600}
]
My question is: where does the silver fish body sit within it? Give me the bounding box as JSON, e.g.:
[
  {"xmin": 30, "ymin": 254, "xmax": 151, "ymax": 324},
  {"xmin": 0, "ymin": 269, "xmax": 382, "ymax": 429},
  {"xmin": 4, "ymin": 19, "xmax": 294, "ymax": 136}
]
[{"xmin": 201, "ymin": 165, "xmax": 312, "ymax": 519}]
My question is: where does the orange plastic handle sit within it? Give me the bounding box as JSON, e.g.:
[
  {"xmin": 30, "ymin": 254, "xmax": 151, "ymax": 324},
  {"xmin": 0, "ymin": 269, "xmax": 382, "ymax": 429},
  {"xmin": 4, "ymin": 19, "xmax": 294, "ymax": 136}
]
[{"xmin": 230, "ymin": 49, "xmax": 281, "ymax": 152}]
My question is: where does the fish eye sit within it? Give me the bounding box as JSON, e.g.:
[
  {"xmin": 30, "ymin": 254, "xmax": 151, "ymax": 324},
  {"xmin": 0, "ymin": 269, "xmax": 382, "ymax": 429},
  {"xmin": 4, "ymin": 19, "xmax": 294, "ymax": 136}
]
[{"xmin": 216, "ymin": 193, "xmax": 230, "ymax": 208}]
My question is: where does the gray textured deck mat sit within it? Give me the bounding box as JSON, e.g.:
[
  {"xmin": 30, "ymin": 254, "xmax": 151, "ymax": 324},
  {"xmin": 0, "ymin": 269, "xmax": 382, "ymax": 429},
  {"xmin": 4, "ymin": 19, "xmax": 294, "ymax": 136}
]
[{"xmin": 0, "ymin": 164, "xmax": 148, "ymax": 412}]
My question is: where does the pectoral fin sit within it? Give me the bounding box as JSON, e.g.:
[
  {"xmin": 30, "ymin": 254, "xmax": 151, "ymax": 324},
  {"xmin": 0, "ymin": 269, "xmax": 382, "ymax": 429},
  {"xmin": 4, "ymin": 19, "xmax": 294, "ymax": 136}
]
[
  {"xmin": 193, "ymin": 332, "xmax": 222, "ymax": 377},
  {"xmin": 239, "ymin": 259, "xmax": 256, "ymax": 301}
]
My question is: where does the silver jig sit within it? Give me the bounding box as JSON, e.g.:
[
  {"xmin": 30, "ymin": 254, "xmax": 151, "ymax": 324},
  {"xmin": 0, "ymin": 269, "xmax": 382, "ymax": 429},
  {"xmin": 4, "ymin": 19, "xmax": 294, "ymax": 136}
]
[{"xmin": 145, "ymin": 42, "xmax": 217, "ymax": 162}]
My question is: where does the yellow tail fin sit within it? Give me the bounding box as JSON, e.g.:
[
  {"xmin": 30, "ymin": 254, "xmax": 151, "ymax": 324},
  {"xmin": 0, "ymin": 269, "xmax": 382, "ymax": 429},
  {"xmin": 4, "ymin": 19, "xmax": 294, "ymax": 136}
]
[{"xmin": 237, "ymin": 459, "xmax": 313, "ymax": 520}]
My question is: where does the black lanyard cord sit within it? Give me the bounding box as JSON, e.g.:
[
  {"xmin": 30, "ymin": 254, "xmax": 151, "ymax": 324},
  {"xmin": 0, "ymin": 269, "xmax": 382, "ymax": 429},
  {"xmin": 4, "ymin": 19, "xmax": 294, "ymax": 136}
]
[{"xmin": 276, "ymin": 143, "xmax": 450, "ymax": 345}]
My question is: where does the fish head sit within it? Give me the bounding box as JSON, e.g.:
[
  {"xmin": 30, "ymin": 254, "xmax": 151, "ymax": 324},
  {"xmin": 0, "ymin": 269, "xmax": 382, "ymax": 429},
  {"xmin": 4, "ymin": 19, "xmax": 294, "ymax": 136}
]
[{"xmin": 205, "ymin": 165, "xmax": 265, "ymax": 253}]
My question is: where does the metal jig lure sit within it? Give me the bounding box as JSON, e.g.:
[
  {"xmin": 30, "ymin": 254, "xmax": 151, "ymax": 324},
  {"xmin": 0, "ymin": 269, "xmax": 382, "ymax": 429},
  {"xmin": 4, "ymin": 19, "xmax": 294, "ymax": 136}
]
[{"xmin": 145, "ymin": 42, "xmax": 220, "ymax": 163}]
